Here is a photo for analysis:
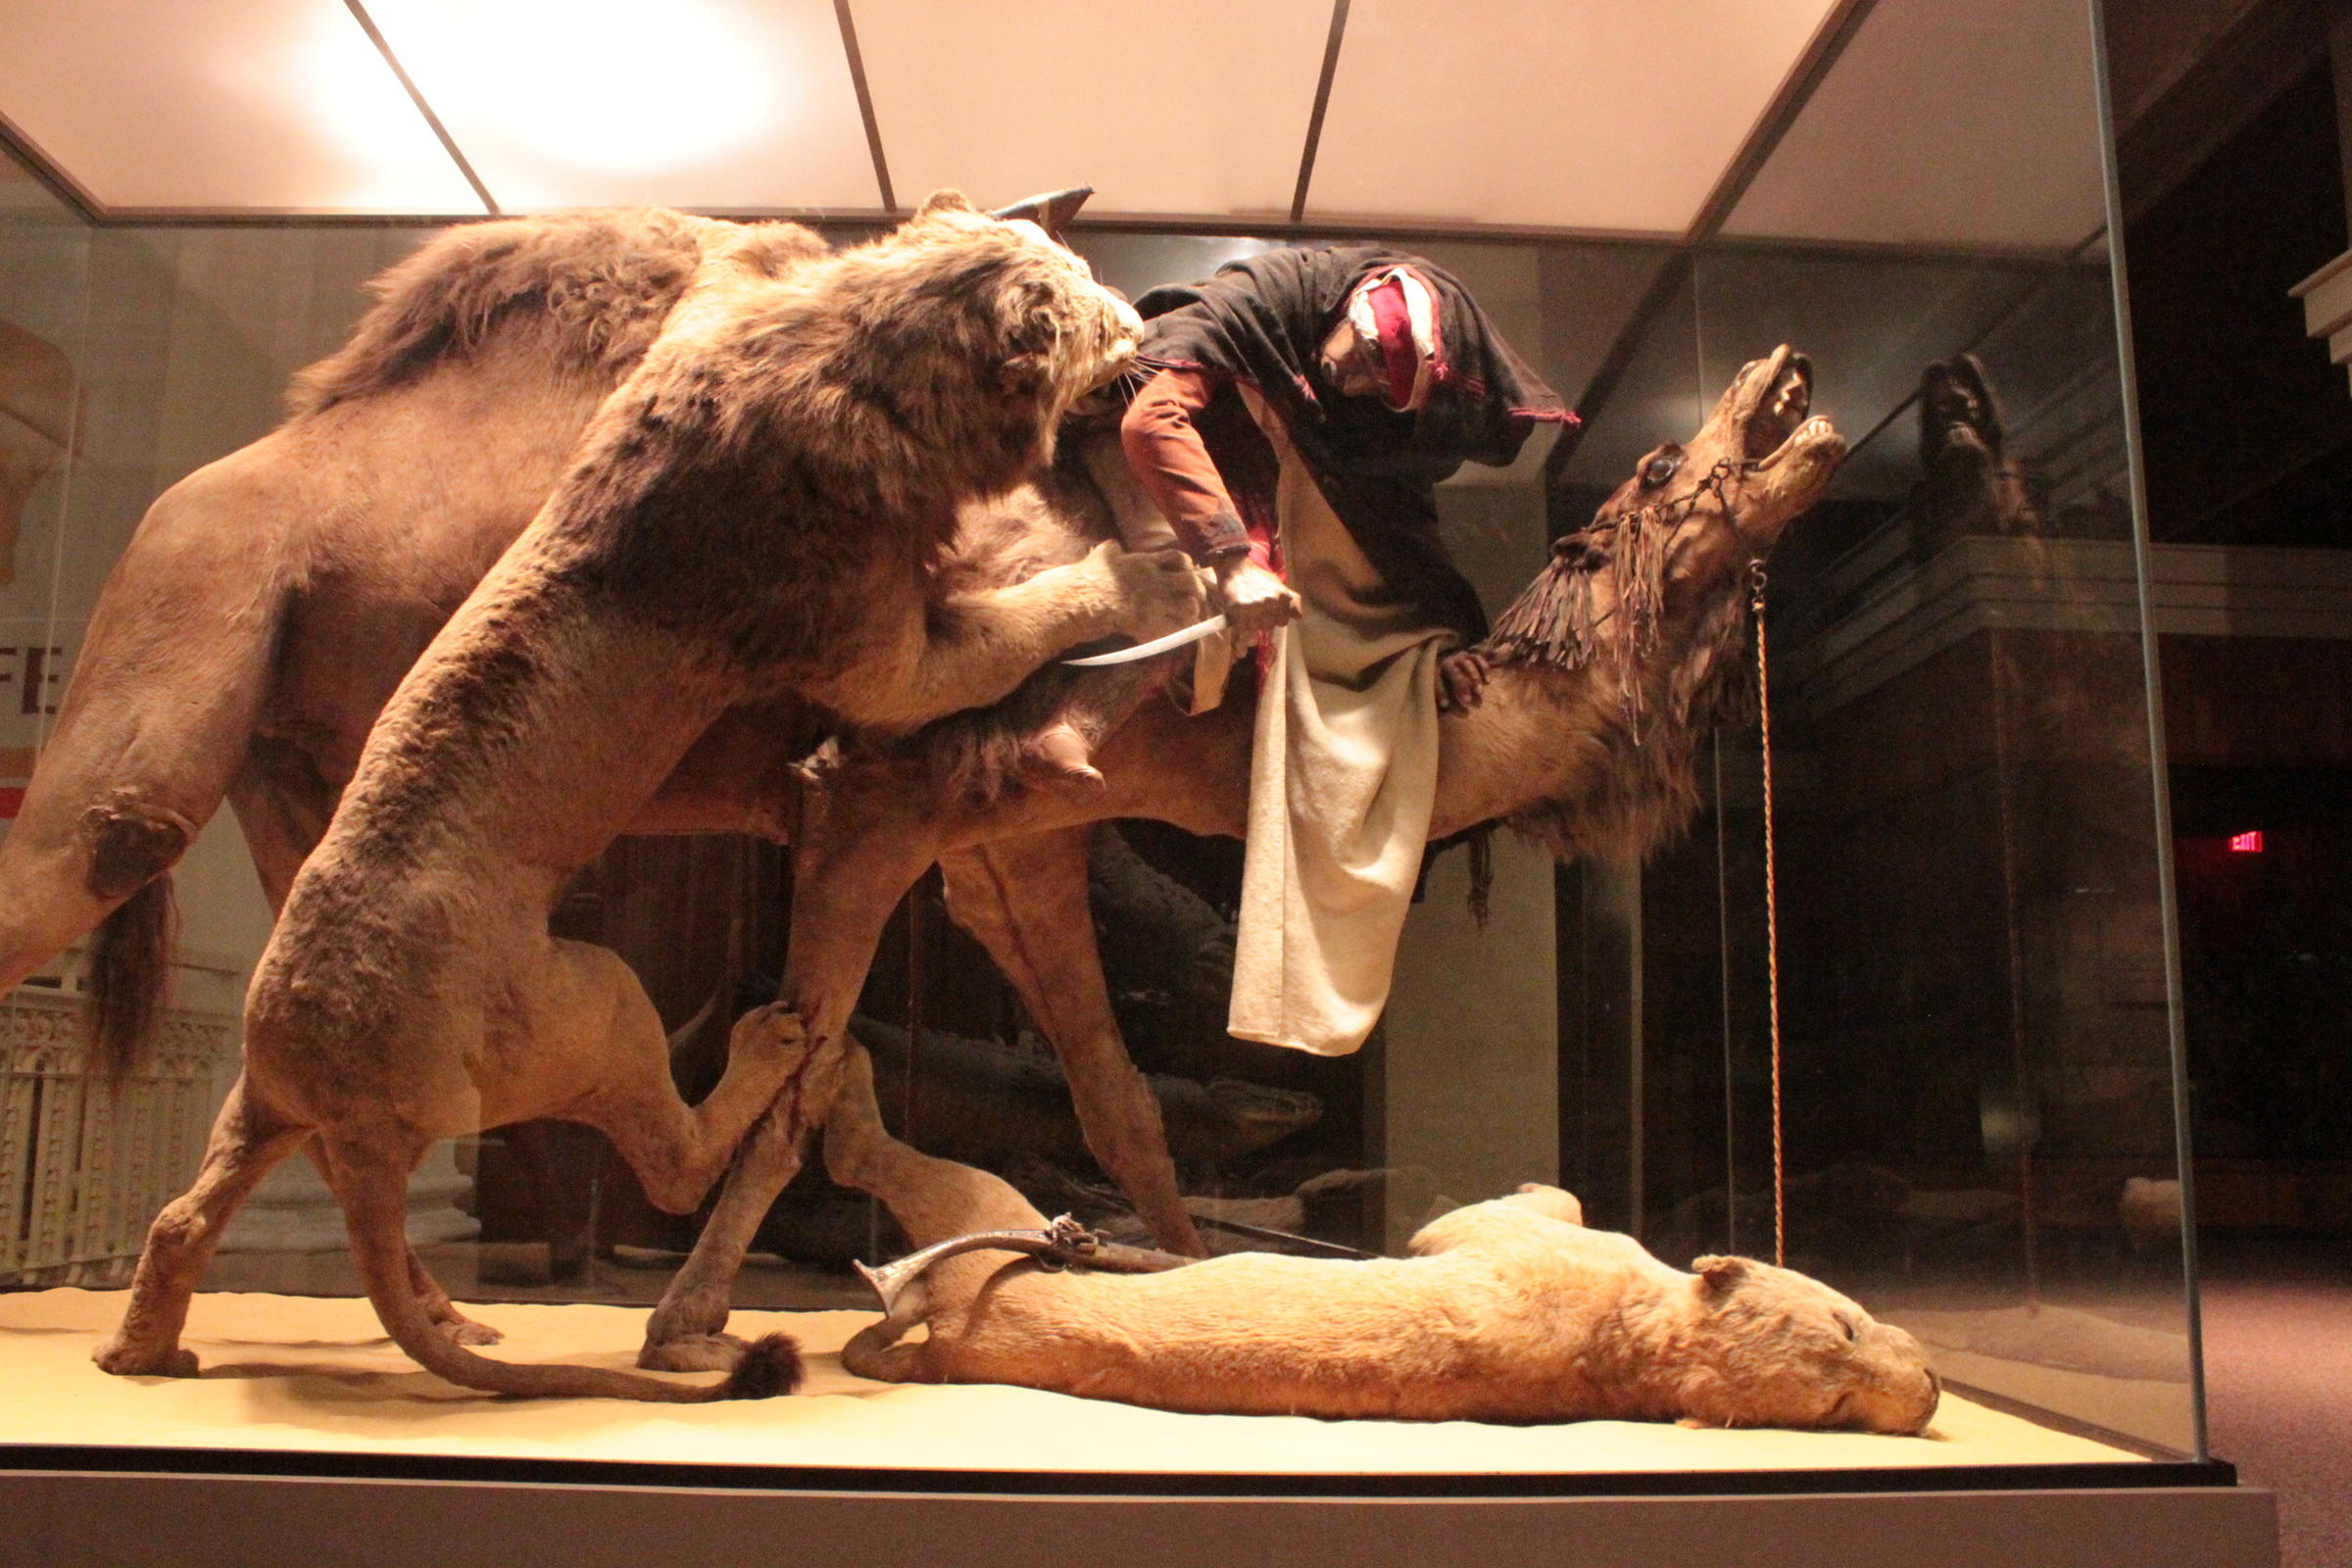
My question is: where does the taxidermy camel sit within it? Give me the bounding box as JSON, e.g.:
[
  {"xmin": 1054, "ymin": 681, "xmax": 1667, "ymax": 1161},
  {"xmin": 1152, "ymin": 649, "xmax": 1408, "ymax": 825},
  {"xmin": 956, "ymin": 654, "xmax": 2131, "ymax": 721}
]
[
  {"xmin": 84, "ymin": 191, "xmax": 1211, "ymax": 1403},
  {"xmin": 630, "ymin": 345, "xmax": 1849, "ymax": 1371},
  {"xmin": 810, "ymin": 1036, "xmax": 1938, "ymax": 1431}
]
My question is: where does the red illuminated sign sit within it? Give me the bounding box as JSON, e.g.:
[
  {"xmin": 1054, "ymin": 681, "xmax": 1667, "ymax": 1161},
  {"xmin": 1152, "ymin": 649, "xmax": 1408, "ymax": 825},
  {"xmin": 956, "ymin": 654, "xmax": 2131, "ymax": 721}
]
[{"xmin": 2229, "ymin": 831, "xmax": 2264, "ymax": 854}]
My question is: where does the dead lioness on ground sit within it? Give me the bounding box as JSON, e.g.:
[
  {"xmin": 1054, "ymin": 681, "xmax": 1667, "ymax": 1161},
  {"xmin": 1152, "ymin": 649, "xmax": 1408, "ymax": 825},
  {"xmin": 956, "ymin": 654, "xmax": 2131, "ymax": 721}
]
[
  {"xmin": 92, "ymin": 191, "xmax": 1203, "ymax": 1404},
  {"xmin": 819, "ymin": 1042, "xmax": 1940, "ymax": 1433}
]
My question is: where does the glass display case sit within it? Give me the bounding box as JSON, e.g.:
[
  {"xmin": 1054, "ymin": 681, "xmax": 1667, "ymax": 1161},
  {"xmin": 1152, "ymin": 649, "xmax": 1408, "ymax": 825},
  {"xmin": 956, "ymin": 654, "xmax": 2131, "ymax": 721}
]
[{"xmin": 0, "ymin": 0, "xmax": 2276, "ymax": 1561}]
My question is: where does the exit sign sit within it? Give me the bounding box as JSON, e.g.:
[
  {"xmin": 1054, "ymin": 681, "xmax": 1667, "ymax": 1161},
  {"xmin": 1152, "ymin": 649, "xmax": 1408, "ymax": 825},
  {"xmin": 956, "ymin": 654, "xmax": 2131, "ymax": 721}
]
[{"xmin": 2229, "ymin": 831, "xmax": 2264, "ymax": 854}]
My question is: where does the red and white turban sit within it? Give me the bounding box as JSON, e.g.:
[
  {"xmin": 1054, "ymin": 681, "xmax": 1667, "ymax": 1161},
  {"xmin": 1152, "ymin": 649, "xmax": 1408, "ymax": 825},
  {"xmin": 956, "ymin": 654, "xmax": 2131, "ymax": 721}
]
[{"xmin": 1345, "ymin": 265, "xmax": 1443, "ymax": 414}]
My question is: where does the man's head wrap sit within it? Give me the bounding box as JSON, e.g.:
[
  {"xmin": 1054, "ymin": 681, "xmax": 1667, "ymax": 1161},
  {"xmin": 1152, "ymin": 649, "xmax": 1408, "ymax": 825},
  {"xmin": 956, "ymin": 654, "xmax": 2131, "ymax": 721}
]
[{"xmin": 1132, "ymin": 244, "xmax": 1572, "ymax": 483}]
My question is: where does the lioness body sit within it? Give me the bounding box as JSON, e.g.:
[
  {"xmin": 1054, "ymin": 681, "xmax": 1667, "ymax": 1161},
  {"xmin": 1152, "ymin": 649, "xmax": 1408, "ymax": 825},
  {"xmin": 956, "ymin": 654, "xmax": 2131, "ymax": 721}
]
[{"xmin": 822, "ymin": 1044, "xmax": 1939, "ymax": 1433}]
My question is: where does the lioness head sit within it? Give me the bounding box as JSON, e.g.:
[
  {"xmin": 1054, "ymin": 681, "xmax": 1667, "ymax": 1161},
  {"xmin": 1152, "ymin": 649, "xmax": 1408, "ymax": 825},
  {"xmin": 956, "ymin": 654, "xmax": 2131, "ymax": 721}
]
[
  {"xmin": 849, "ymin": 189, "xmax": 1141, "ymax": 476},
  {"xmin": 1678, "ymin": 1254, "xmax": 1939, "ymax": 1435}
]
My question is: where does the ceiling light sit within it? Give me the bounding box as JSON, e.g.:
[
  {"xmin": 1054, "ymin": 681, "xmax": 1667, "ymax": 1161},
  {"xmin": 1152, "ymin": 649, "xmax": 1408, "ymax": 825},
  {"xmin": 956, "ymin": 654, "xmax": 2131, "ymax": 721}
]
[{"xmin": 367, "ymin": 0, "xmax": 782, "ymax": 183}]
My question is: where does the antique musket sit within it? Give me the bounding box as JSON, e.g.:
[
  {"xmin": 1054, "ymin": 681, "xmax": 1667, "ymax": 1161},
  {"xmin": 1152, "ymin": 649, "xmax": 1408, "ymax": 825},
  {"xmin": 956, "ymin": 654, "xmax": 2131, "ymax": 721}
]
[
  {"xmin": 856, "ymin": 1213, "xmax": 1193, "ymax": 1318},
  {"xmin": 856, "ymin": 1212, "xmax": 1379, "ymax": 1319}
]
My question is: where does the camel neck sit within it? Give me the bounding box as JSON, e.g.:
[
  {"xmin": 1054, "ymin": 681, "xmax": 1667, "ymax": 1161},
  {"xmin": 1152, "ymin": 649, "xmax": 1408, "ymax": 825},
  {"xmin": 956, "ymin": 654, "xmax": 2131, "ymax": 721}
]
[{"xmin": 1428, "ymin": 661, "xmax": 1615, "ymax": 840}]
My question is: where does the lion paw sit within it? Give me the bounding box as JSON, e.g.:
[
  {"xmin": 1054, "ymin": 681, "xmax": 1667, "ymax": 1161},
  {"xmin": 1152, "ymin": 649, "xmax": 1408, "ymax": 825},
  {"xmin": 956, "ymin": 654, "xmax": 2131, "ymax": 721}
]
[
  {"xmin": 1108, "ymin": 546, "xmax": 1209, "ymax": 640},
  {"xmin": 638, "ymin": 1333, "xmax": 750, "ymax": 1373},
  {"xmin": 729, "ymin": 1003, "xmax": 811, "ymax": 1070},
  {"xmin": 93, "ymin": 1339, "xmax": 199, "ymax": 1378}
]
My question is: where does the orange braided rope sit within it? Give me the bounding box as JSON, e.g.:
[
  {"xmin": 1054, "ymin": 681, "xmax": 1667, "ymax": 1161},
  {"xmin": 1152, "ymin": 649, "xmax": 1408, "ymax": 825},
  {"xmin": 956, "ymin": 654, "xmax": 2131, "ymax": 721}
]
[{"xmin": 1750, "ymin": 561, "xmax": 1786, "ymax": 1269}]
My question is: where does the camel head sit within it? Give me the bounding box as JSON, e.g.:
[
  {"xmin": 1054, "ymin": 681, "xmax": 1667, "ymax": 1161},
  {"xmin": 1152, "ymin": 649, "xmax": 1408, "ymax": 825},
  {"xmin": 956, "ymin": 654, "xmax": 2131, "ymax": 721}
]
[
  {"xmin": 1591, "ymin": 344, "xmax": 1842, "ymax": 611},
  {"xmin": 1486, "ymin": 345, "xmax": 1842, "ymax": 691},
  {"xmin": 1481, "ymin": 347, "xmax": 1843, "ymax": 864}
]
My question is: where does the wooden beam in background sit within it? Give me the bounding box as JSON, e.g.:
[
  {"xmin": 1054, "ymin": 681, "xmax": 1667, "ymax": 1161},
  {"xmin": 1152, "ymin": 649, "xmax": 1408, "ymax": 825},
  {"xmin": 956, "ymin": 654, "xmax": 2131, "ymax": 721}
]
[
  {"xmin": 834, "ymin": 0, "xmax": 897, "ymax": 215},
  {"xmin": 342, "ymin": 0, "xmax": 498, "ymax": 216},
  {"xmin": 1290, "ymin": 0, "xmax": 1351, "ymax": 223}
]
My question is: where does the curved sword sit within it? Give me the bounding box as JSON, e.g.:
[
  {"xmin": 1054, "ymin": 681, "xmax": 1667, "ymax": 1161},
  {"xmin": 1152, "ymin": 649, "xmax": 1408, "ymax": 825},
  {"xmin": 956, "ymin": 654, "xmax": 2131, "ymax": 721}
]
[
  {"xmin": 1062, "ymin": 612, "xmax": 1231, "ymax": 667},
  {"xmin": 855, "ymin": 1214, "xmax": 1195, "ymax": 1318}
]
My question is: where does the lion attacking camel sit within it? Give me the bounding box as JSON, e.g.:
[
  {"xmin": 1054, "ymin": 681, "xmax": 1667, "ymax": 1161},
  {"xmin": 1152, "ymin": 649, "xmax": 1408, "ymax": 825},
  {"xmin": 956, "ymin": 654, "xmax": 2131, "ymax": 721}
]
[
  {"xmin": 14, "ymin": 199, "xmax": 1840, "ymax": 1400},
  {"xmin": 631, "ymin": 345, "xmax": 1848, "ymax": 1370},
  {"xmin": 85, "ymin": 192, "xmax": 1205, "ymax": 1402},
  {"xmin": 0, "ymin": 201, "xmax": 1223, "ymax": 1302}
]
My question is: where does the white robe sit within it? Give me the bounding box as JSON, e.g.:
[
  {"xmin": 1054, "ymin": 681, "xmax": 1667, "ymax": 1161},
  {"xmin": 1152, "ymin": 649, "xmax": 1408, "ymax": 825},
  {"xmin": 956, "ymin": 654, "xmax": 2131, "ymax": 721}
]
[{"xmin": 1225, "ymin": 390, "xmax": 1451, "ymax": 1055}]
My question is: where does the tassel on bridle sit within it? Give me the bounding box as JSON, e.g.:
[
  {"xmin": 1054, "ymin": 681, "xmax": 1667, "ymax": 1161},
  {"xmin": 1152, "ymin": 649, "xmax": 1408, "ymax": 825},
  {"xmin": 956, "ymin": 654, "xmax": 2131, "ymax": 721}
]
[{"xmin": 1481, "ymin": 458, "xmax": 1752, "ymax": 739}]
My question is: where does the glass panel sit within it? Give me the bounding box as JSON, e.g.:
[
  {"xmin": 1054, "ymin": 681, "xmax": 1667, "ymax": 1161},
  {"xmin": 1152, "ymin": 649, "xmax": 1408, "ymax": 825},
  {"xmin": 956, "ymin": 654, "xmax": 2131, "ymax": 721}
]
[
  {"xmin": 0, "ymin": 0, "xmax": 2203, "ymax": 1479},
  {"xmin": 1644, "ymin": 0, "xmax": 2193, "ymax": 1458}
]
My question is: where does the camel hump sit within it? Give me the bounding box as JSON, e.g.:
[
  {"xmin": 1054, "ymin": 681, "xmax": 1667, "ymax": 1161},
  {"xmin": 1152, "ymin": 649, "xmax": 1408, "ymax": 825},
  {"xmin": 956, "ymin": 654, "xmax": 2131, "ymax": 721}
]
[{"xmin": 285, "ymin": 208, "xmax": 757, "ymax": 417}]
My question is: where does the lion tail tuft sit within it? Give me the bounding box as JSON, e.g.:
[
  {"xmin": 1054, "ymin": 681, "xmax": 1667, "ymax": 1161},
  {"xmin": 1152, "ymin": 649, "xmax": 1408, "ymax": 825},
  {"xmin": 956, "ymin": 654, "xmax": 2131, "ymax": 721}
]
[{"xmin": 718, "ymin": 1333, "xmax": 806, "ymax": 1399}]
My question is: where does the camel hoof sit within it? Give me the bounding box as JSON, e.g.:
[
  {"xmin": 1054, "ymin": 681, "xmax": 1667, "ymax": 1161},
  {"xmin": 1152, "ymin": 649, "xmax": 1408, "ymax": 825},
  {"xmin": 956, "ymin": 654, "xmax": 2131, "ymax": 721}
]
[
  {"xmin": 93, "ymin": 1340, "xmax": 199, "ymax": 1378},
  {"xmin": 440, "ymin": 1316, "xmax": 504, "ymax": 1347},
  {"xmin": 638, "ymin": 1333, "xmax": 749, "ymax": 1373}
]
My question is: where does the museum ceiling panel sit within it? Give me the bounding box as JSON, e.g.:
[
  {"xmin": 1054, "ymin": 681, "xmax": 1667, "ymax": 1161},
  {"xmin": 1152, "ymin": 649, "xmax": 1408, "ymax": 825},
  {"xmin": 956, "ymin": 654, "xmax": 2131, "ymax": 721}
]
[
  {"xmin": 0, "ymin": 0, "xmax": 485, "ymax": 213},
  {"xmin": 0, "ymin": 0, "xmax": 2111, "ymax": 250},
  {"xmin": 1723, "ymin": 0, "xmax": 2109, "ymax": 251},
  {"xmin": 1306, "ymin": 0, "xmax": 1838, "ymax": 233},
  {"xmin": 364, "ymin": 0, "xmax": 882, "ymax": 212},
  {"xmin": 854, "ymin": 0, "xmax": 1331, "ymax": 220}
]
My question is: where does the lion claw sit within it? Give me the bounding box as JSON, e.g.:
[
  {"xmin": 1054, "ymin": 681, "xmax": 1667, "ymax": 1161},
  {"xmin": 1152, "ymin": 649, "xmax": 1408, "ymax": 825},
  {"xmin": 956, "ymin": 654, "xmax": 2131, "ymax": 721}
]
[
  {"xmin": 439, "ymin": 1317, "xmax": 504, "ymax": 1347},
  {"xmin": 730, "ymin": 1003, "xmax": 810, "ymax": 1069}
]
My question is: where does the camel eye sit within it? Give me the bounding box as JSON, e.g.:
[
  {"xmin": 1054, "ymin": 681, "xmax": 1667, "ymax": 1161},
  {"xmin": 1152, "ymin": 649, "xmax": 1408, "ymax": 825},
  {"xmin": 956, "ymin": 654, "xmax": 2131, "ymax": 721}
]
[{"xmin": 1641, "ymin": 449, "xmax": 1683, "ymax": 488}]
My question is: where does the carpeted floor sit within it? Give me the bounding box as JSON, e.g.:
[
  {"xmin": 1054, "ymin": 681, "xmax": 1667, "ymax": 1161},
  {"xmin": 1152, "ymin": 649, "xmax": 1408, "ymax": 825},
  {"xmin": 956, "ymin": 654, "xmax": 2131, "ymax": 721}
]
[
  {"xmin": 2199, "ymin": 1234, "xmax": 2352, "ymax": 1568},
  {"xmin": 0, "ymin": 1286, "xmax": 2141, "ymax": 1476}
]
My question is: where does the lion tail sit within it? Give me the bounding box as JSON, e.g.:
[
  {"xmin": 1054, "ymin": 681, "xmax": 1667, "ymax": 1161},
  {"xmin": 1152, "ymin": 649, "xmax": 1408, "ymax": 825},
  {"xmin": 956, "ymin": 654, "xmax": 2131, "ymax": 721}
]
[{"xmin": 337, "ymin": 1135, "xmax": 801, "ymax": 1402}]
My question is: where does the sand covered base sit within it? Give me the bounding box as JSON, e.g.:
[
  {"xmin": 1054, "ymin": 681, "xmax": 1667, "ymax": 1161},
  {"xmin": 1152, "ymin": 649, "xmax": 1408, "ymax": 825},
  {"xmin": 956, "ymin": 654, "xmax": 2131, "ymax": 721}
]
[{"xmin": 0, "ymin": 1288, "xmax": 2142, "ymax": 1476}]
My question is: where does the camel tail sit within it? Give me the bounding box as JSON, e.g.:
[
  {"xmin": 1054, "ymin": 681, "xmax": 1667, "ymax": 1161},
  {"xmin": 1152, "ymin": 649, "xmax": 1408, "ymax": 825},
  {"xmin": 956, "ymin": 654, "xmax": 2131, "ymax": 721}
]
[
  {"xmin": 0, "ymin": 452, "xmax": 296, "ymax": 1077},
  {"xmin": 338, "ymin": 1141, "xmax": 799, "ymax": 1402},
  {"xmin": 84, "ymin": 875, "xmax": 178, "ymax": 1088}
]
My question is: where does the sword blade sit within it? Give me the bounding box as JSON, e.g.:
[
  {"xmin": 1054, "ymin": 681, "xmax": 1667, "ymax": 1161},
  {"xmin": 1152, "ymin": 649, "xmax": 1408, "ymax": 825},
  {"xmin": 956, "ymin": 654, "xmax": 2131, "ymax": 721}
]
[{"xmin": 1062, "ymin": 612, "xmax": 1231, "ymax": 667}]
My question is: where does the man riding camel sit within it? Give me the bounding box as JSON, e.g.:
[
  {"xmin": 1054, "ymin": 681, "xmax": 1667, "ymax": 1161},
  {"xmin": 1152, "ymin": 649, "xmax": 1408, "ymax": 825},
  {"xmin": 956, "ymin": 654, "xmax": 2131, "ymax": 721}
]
[{"xmin": 1043, "ymin": 247, "xmax": 1571, "ymax": 1055}]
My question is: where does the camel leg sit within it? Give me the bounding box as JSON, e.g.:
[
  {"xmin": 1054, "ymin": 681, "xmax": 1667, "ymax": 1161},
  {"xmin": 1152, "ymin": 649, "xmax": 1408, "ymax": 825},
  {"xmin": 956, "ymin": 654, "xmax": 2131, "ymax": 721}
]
[
  {"xmin": 940, "ymin": 828, "xmax": 1205, "ymax": 1255},
  {"xmin": 0, "ymin": 473, "xmax": 297, "ymax": 1003},
  {"xmin": 639, "ymin": 790, "xmax": 937, "ymax": 1372},
  {"xmin": 93, "ymin": 1076, "xmax": 310, "ymax": 1376},
  {"xmin": 825, "ymin": 1039, "xmax": 1047, "ymax": 1243}
]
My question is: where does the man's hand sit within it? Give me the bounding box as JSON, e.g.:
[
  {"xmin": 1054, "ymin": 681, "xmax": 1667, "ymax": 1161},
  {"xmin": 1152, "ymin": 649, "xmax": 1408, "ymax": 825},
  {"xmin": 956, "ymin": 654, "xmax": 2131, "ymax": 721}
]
[
  {"xmin": 1437, "ymin": 648, "xmax": 1490, "ymax": 713},
  {"xmin": 1214, "ymin": 557, "xmax": 1303, "ymax": 637}
]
